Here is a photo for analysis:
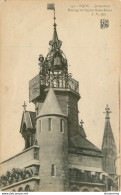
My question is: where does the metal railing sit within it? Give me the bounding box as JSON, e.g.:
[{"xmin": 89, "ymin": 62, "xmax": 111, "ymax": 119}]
[{"xmin": 40, "ymin": 75, "xmax": 79, "ymax": 93}]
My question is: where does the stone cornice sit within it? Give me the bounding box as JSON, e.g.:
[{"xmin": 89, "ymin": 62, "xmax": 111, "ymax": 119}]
[
  {"xmin": 1, "ymin": 145, "xmax": 39, "ymax": 164},
  {"xmin": 70, "ymin": 180, "xmax": 105, "ymax": 186}
]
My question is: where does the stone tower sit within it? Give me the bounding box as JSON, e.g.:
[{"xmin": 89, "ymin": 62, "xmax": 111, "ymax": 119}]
[
  {"xmin": 36, "ymin": 88, "xmax": 68, "ymax": 191},
  {"xmin": 28, "ymin": 8, "xmax": 80, "ymax": 191},
  {"xmin": 102, "ymin": 105, "xmax": 117, "ymax": 175}
]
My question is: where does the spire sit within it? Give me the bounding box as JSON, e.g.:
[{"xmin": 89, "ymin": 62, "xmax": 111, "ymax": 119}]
[
  {"xmin": 47, "ymin": 4, "xmax": 62, "ymax": 50},
  {"xmin": 53, "ymin": 23, "xmax": 58, "ymax": 43},
  {"xmin": 49, "ymin": 21, "xmax": 62, "ymax": 50},
  {"xmin": 102, "ymin": 105, "xmax": 117, "ymax": 174}
]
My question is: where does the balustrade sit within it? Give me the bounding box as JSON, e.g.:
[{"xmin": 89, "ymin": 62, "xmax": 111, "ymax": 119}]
[
  {"xmin": 40, "ymin": 75, "xmax": 79, "ymax": 93},
  {"xmin": 69, "ymin": 168, "xmax": 106, "ymax": 184}
]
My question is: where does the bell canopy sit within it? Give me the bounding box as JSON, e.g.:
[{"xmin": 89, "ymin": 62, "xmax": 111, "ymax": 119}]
[{"xmin": 38, "ymin": 13, "xmax": 68, "ymax": 77}]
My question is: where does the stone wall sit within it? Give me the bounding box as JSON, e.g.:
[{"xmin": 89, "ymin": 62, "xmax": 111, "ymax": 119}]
[
  {"xmin": 69, "ymin": 153, "xmax": 102, "ymax": 171},
  {"xmin": 55, "ymin": 89, "xmax": 80, "ymax": 138},
  {"xmin": 36, "ymin": 115, "xmax": 69, "ymax": 191},
  {"xmin": 0, "ymin": 146, "xmax": 39, "ymax": 175}
]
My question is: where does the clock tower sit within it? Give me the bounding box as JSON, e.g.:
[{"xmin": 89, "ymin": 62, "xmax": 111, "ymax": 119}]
[
  {"xmin": 29, "ymin": 6, "xmax": 80, "ymax": 191},
  {"xmin": 29, "ymin": 14, "xmax": 80, "ymax": 140}
]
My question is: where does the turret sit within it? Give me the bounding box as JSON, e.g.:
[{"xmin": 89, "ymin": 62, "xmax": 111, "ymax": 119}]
[{"xmin": 36, "ymin": 88, "xmax": 69, "ymax": 191}]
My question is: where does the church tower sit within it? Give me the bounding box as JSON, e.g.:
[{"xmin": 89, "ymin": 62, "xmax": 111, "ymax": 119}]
[
  {"xmin": 28, "ymin": 5, "xmax": 80, "ymax": 191},
  {"xmin": 102, "ymin": 105, "xmax": 117, "ymax": 175}
]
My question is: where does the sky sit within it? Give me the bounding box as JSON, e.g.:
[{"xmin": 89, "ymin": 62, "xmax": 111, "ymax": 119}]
[{"xmin": 0, "ymin": 0, "xmax": 120, "ymax": 162}]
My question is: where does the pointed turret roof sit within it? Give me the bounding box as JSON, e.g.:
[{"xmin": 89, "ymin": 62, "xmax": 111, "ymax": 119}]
[
  {"xmin": 102, "ymin": 119, "xmax": 117, "ymax": 156},
  {"xmin": 38, "ymin": 88, "xmax": 66, "ymax": 117},
  {"xmin": 20, "ymin": 111, "xmax": 36, "ymax": 133},
  {"xmin": 102, "ymin": 105, "xmax": 117, "ymax": 174}
]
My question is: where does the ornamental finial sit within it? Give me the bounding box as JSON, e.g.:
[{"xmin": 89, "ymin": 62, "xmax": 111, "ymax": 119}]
[
  {"xmin": 22, "ymin": 101, "xmax": 27, "ymax": 112},
  {"xmin": 103, "ymin": 104, "xmax": 112, "ymax": 119},
  {"xmin": 80, "ymin": 119, "xmax": 84, "ymax": 127}
]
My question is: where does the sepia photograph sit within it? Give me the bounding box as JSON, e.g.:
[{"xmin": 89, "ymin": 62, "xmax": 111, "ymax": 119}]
[{"xmin": 0, "ymin": 0, "xmax": 121, "ymax": 192}]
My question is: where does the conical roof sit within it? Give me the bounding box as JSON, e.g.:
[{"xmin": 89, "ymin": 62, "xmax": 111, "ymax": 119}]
[
  {"xmin": 102, "ymin": 119, "xmax": 117, "ymax": 157},
  {"xmin": 38, "ymin": 88, "xmax": 66, "ymax": 117},
  {"xmin": 20, "ymin": 111, "xmax": 36, "ymax": 133},
  {"xmin": 102, "ymin": 118, "xmax": 117, "ymax": 174}
]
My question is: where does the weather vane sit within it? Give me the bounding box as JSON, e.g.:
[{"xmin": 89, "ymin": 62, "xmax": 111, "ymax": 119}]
[
  {"xmin": 47, "ymin": 3, "xmax": 56, "ymax": 26},
  {"xmin": 103, "ymin": 104, "xmax": 112, "ymax": 119}
]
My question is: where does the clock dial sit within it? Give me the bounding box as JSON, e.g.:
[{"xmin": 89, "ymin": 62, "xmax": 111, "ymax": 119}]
[{"xmin": 29, "ymin": 75, "xmax": 40, "ymax": 102}]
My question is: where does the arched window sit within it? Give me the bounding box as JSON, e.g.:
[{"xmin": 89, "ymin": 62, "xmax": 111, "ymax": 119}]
[
  {"xmin": 26, "ymin": 135, "xmax": 32, "ymax": 148},
  {"xmin": 82, "ymin": 189, "xmax": 89, "ymax": 192},
  {"xmin": 93, "ymin": 187, "xmax": 101, "ymax": 192},
  {"xmin": 71, "ymin": 187, "xmax": 80, "ymax": 192},
  {"xmin": 25, "ymin": 185, "xmax": 31, "ymax": 192},
  {"xmin": 18, "ymin": 187, "xmax": 23, "ymax": 192},
  {"xmin": 80, "ymin": 186, "xmax": 90, "ymax": 192},
  {"xmin": 23, "ymin": 123, "xmax": 26, "ymax": 133}
]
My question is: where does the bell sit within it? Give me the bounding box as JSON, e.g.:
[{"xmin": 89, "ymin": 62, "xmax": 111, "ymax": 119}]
[{"xmin": 54, "ymin": 57, "xmax": 62, "ymax": 70}]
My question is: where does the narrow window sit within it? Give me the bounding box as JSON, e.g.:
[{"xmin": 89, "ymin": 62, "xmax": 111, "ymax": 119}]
[
  {"xmin": 67, "ymin": 105, "xmax": 70, "ymax": 115},
  {"xmin": 48, "ymin": 118, "xmax": 52, "ymax": 131},
  {"xmin": 39, "ymin": 120, "xmax": 42, "ymax": 132},
  {"xmin": 51, "ymin": 164, "xmax": 56, "ymax": 176},
  {"xmin": 30, "ymin": 136, "xmax": 32, "ymax": 146},
  {"xmin": 60, "ymin": 119, "xmax": 64, "ymax": 133}
]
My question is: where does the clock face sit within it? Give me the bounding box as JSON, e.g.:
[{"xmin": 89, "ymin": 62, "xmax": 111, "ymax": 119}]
[{"xmin": 29, "ymin": 75, "xmax": 40, "ymax": 102}]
